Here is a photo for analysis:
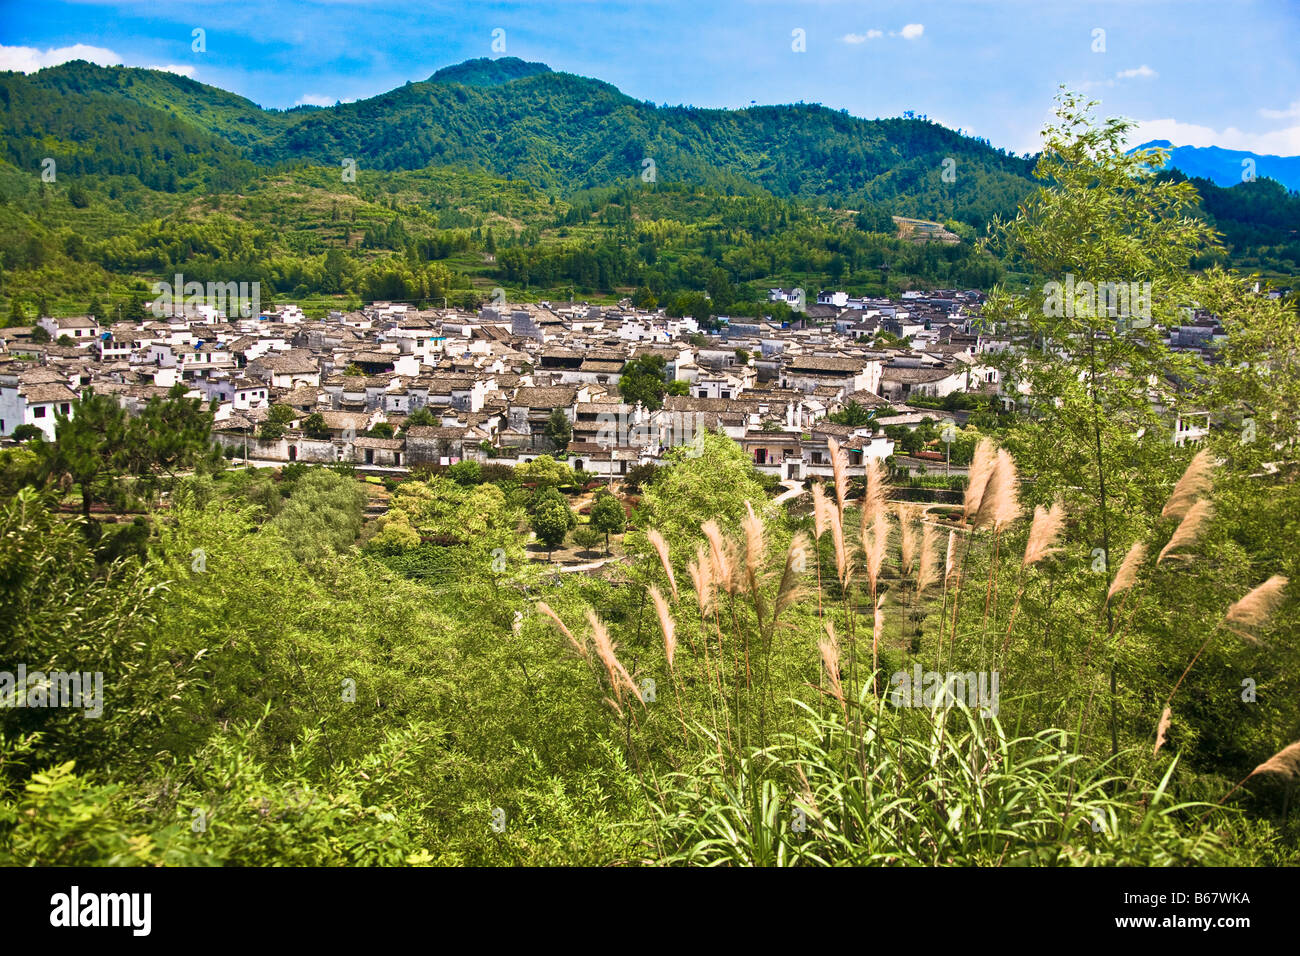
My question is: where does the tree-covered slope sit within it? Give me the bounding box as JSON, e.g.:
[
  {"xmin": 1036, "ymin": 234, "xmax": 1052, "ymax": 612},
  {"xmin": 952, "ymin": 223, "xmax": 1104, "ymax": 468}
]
[{"xmin": 4, "ymin": 57, "xmax": 1037, "ymax": 226}]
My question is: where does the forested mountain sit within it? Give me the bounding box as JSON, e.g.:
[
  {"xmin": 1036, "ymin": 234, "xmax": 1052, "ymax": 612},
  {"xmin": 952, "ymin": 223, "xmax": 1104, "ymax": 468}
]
[
  {"xmin": 1174, "ymin": 172, "xmax": 1300, "ymax": 275},
  {"xmin": 0, "ymin": 57, "xmax": 1295, "ymax": 321},
  {"xmin": 4, "ymin": 56, "xmax": 1036, "ymax": 223}
]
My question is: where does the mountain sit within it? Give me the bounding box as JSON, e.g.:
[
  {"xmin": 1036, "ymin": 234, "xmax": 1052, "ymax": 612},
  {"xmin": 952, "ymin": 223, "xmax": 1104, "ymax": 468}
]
[
  {"xmin": 0, "ymin": 57, "xmax": 1295, "ymax": 321},
  {"xmin": 428, "ymin": 57, "xmax": 553, "ymax": 87},
  {"xmin": 1138, "ymin": 140, "xmax": 1300, "ymax": 192},
  {"xmin": 3, "ymin": 57, "xmax": 1037, "ymax": 226}
]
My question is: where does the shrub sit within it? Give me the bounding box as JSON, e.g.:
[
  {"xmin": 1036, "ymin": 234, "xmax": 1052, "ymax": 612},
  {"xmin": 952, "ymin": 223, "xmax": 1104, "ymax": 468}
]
[{"xmin": 447, "ymin": 460, "xmax": 482, "ymax": 487}]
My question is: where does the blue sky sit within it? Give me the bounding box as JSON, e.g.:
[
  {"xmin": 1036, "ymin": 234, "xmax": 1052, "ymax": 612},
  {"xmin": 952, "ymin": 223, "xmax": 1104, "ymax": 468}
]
[{"xmin": 2, "ymin": 0, "xmax": 1297, "ymax": 156}]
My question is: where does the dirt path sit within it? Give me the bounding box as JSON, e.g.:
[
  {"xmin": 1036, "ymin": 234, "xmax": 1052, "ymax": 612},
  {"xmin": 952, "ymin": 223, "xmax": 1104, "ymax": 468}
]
[{"xmin": 767, "ymin": 479, "xmax": 806, "ymax": 513}]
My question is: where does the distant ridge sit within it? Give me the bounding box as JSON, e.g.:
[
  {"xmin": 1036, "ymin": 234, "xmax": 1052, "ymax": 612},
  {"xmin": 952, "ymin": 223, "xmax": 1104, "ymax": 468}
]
[{"xmin": 1136, "ymin": 140, "xmax": 1300, "ymax": 192}]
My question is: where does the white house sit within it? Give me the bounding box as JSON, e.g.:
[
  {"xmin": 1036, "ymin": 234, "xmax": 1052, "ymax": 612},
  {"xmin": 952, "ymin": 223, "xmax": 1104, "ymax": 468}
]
[
  {"xmin": 38, "ymin": 315, "xmax": 99, "ymax": 345},
  {"xmin": 0, "ymin": 377, "xmax": 78, "ymax": 440}
]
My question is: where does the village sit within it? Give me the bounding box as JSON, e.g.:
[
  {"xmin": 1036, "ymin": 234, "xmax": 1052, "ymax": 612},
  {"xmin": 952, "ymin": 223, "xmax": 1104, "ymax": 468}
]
[{"xmin": 0, "ymin": 286, "xmax": 1226, "ymax": 489}]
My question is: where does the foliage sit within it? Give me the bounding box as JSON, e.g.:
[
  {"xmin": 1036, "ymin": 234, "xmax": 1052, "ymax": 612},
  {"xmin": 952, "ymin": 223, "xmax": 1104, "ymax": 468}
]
[
  {"xmin": 543, "ymin": 408, "xmax": 572, "ymax": 449},
  {"xmin": 618, "ymin": 354, "xmax": 672, "ymax": 411},
  {"xmin": 571, "ymin": 523, "xmax": 603, "ymax": 555},
  {"xmin": 589, "ymin": 490, "xmax": 626, "ymax": 554},
  {"xmin": 828, "ymin": 400, "xmax": 873, "ymax": 426},
  {"xmin": 636, "ymin": 429, "xmax": 767, "ymax": 548},
  {"xmin": 515, "ymin": 455, "xmax": 574, "ymax": 491},
  {"xmin": 267, "ymin": 468, "xmax": 366, "ymax": 562},
  {"xmin": 301, "ymin": 413, "xmax": 330, "ymax": 439},
  {"xmin": 530, "ymin": 487, "xmax": 575, "ymax": 558},
  {"xmin": 656, "ymin": 703, "xmax": 1228, "ymax": 866},
  {"xmin": 0, "ymin": 87, "xmax": 1296, "ymax": 869}
]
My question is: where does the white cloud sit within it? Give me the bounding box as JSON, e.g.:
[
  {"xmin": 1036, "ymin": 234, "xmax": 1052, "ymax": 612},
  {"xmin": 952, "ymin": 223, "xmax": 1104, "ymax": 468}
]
[
  {"xmin": 1079, "ymin": 64, "xmax": 1158, "ymax": 91},
  {"xmin": 1116, "ymin": 65, "xmax": 1157, "ymax": 80},
  {"xmin": 844, "ymin": 25, "xmax": 920, "ymax": 44},
  {"xmin": 0, "ymin": 43, "xmax": 197, "ymax": 78},
  {"xmin": 1132, "ymin": 117, "xmax": 1300, "ymax": 156},
  {"xmin": 1260, "ymin": 101, "xmax": 1300, "ymax": 120},
  {"xmin": 145, "ymin": 64, "xmax": 197, "ymax": 78},
  {"xmin": 295, "ymin": 93, "xmax": 353, "ymax": 107},
  {"xmin": 0, "ymin": 43, "xmax": 122, "ymax": 72}
]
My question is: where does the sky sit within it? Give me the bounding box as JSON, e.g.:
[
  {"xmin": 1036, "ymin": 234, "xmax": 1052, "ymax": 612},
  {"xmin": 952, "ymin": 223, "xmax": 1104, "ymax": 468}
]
[{"xmin": 1, "ymin": 0, "xmax": 1297, "ymax": 157}]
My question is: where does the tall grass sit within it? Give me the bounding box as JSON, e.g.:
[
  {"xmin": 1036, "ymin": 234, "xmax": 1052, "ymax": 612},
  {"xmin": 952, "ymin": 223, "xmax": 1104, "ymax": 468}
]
[{"xmin": 537, "ymin": 439, "xmax": 1292, "ymax": 865}]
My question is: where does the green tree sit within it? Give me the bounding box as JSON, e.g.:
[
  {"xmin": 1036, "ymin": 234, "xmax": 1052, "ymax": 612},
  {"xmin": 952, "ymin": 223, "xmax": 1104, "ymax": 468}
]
[
  {"xmin": 544, "ymin": 408, "xmax": 572, "ymax": 450},
  {"xmin": 622, "ymin": 462, "xmax": 659, "ymax": 494},
  {"xmin": 403, "ymin": 407, "xmax": 437, "ymax": 429},
  {"xmin": 637, "ymin": 430, "xmax": 766, "ymax": 548},
  {"xmin": 38, "ymin": 390, "xmax": 130, "ymax": 524},
  {"xmin": 706, "ymin": 268, "xmax": 734, "ymax": 310},
  {"xmin": 980, "ymin": 91, "xmax": 1222, "ymax": 758},
  {"xmin": 267, "ymin": 404, "xmax": 297, "ymax": 426},
  {"xmin": 618, "ymin": 354, "xmax": 671, "ymax": 411},
  {"xmin": 516, "ymin": 455, "xmax": 575, "ymax": 491},
  {"xmin": 268, "ymin": 468, "xmax": 366, "ymax": 563},
  {"xmin": 302, "ymin": 413, "xmax": 331, "ymax": 439},
  {"xmin": 125, "ymin": 383, "xmax": 214, "ymax": 498},
  {"xmin": 589, "ymin": 490, "xmax": 626, "ymax": 554},
  {"xmin": 446, "ymin": 460, "xmax": 482, "ymax": 486},
  {"xmin": 530, "ymin": 487, "xmax": 574, "ymax": 559},
  {"xmin": 829, "ymin": 400, "xmax": 873, "ymax": 427},
  {"xmin": 571, "ymin": 523, "xmax": 603, "ymax": 555},
  {"xmin": 0, "ymin": 446, "xmax": 41, "ymax": 494}
]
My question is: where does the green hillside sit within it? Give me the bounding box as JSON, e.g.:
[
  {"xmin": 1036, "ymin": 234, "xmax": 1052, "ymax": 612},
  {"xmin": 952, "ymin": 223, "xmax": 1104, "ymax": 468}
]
[{"xmin": 0, "ymin": 57, "xmax": 1295, "ymax": 320}]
